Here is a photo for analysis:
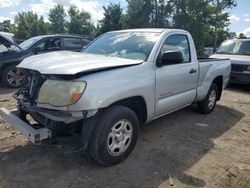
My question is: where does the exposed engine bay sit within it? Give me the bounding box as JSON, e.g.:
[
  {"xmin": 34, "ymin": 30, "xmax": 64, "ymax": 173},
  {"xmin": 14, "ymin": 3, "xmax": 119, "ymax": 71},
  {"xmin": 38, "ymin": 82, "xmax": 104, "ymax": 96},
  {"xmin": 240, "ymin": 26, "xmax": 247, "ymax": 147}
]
[{"xmin": 13, "ymin": 70, "xmax": 84, "ymax": 137}]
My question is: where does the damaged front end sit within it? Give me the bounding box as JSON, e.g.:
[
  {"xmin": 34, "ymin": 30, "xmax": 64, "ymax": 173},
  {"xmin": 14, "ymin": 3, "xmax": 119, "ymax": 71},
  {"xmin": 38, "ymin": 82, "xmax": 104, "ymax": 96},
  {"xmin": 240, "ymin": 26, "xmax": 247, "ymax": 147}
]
[{"xmin": 2, "ymin": 71, "xmax": 89, "ymax": 143}]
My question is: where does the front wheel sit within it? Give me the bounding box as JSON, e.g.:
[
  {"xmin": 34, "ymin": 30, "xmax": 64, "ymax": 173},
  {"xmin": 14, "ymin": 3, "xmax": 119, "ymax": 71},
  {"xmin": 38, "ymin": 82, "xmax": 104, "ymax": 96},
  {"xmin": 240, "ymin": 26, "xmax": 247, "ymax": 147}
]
[
  {"xmin": 197, "ymin": 83, "xmax": 218, "ymax": 114},
  {"xmin": 2, "ymin": 65, "xmax": 28, "ymax": 88},
  {"xmin": 88, "ymin": 106, "xmax": 139, "ymax": 166}
]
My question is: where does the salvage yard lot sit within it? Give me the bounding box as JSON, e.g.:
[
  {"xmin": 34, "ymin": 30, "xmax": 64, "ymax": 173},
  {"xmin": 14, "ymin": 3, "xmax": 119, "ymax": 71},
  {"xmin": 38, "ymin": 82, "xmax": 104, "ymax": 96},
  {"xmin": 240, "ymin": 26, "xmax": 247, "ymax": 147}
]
[{"xmin": 0, "ymin": 86, "xmax": 249, "ymax": 188}]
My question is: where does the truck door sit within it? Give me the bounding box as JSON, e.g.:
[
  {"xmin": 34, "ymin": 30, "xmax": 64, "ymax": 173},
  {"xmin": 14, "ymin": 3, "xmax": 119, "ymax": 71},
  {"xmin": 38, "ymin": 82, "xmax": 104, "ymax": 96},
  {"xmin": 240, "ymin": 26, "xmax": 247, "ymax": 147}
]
[{"xmin": 155, "ymin": 34, "xmax": 199, "ymax": 117}]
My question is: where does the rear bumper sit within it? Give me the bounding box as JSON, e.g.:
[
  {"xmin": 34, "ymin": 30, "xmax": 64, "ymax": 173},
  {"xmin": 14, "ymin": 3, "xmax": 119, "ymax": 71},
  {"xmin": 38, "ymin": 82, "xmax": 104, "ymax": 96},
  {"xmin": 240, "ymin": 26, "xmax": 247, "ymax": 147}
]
[
  {"xmin": 0, "ymin": 107, "xmax": 51, "ymax": 144},
  {"xmin": 230, "ymin": 72, "xmax": 250, "ymax": 85}
]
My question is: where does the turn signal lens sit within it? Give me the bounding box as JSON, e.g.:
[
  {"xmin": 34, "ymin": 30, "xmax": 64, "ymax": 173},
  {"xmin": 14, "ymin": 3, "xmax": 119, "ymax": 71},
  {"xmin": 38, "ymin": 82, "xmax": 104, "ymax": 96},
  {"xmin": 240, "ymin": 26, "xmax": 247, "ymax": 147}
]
[{"xmin": 71, "ymin": 92, "xmax": 82, "ymax": 103}]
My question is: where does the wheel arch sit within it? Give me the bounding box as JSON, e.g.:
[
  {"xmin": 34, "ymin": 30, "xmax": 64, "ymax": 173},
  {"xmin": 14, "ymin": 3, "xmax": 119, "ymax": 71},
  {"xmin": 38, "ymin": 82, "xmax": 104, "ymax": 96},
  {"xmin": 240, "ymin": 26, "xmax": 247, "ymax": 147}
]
[
  {"xmin": 111, "ymin": 96, "xmax": 148, "ymax": 125},
  {"xmin": 212, "ymin": 75, "xmax": 223, "ymax": 101}
]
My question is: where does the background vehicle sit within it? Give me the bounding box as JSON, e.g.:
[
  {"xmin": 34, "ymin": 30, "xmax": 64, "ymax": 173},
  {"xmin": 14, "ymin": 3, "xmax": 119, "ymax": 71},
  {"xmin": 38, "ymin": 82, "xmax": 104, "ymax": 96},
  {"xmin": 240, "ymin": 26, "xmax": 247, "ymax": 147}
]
[
  {"xmin": 0, "ymin": 29, "xmax": 231, "ymax": 166},
  {"xmin": 0, "ymin": 32, "xmax": 16, "ymax": 50},
  {"xmin": 0, "ymin": 34, "xmax": 92, "ymax": 88},
  {"xmin": 211, "ymin": 39, "xmax": 250, "ymax": 85},
  {"xmin": 203, "ymin": 47, "xmax": 214, "ymax": 57}
]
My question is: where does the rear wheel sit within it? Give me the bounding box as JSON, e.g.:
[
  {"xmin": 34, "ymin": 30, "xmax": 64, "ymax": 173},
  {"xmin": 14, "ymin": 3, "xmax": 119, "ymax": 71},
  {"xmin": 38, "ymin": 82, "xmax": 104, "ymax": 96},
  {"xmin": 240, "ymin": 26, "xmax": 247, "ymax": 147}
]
[
  {"xmin": 197, "ymin": 83, "xmax": 218, "ymax": 114},
  {"xmin": 88, "ymin": 106, "xmax": 139, "ymax": 166},
  {"xmin": 2, "ymin": 65, "xmax": 28, "ymax": 88}
]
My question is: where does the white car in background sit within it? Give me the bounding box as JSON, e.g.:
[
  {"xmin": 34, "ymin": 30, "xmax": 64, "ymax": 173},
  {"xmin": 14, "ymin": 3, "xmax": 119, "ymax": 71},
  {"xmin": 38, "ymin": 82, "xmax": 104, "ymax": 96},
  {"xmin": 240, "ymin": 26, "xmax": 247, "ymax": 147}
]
[{"xmin": 211, "ymin": 39, "xmax": 250, "ymax": 86}]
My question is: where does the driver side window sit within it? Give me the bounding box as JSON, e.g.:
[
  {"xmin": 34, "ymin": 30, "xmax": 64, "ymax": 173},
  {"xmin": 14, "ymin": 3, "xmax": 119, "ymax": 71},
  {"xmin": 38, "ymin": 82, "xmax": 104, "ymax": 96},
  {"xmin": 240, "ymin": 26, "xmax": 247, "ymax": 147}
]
[
  {"xmin": 36, "ymin": 38, "xmax": 61, "ymax": 52},
  {"xmin": 36, "ymin": 41, "xmax": 45, "ymax": 49},
  {"xmin": 159, "ymin": 34, "xmax": 191, "ymax": 63}
]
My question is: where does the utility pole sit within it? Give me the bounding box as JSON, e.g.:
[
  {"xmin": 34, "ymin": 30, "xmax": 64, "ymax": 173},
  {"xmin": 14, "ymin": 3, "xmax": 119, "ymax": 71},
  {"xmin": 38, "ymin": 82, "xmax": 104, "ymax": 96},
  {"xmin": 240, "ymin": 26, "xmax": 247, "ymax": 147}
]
[{"xmin": 213, "ymin": 0, "xmax": 220, "ymax": 52}]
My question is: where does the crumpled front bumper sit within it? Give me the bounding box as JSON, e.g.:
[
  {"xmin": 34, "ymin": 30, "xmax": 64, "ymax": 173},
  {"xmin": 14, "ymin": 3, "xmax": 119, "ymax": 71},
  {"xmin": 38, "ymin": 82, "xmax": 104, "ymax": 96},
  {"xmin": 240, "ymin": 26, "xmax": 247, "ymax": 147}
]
[{"xmin": 0, "ymin": 107, "xmax": 52, "ymax": 144}]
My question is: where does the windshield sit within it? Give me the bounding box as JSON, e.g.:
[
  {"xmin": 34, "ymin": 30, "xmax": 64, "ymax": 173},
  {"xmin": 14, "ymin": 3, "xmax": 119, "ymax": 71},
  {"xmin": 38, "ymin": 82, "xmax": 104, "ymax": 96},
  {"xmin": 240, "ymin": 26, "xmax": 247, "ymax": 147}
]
[
  {"xmin": 216, "ymin": 40, "xmax": 250, "ymax": 56},
  {"xmin": 19, "ymin": 36, "xmax": 42, "ymax": 50},
  {"xmin": 83, "ymin": 32, "xmax": 160, "ymax": 61}
]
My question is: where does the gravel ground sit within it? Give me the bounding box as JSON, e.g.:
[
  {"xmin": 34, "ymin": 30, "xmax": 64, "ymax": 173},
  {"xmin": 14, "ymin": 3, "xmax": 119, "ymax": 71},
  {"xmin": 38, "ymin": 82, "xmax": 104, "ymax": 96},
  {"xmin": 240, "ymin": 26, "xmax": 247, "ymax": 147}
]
[{"xmin": 0, "ymin": 85, "xmax": 249, "ymax": 188}]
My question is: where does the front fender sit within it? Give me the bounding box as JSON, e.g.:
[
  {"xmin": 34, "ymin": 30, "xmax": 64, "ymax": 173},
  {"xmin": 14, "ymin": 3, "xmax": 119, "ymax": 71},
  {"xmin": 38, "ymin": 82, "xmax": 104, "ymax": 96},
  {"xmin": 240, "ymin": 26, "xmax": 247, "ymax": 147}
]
[{"xmin": 68, "ymin": 63, "xmax": 156, "ymax": 122}]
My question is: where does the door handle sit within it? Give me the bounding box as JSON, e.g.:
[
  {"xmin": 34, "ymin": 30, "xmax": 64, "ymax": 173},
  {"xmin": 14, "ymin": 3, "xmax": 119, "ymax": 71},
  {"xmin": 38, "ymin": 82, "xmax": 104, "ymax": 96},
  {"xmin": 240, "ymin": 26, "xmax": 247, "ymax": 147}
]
[{"xmin": 189, "ymin": 68, "xmax": 197, "ymax": 74}]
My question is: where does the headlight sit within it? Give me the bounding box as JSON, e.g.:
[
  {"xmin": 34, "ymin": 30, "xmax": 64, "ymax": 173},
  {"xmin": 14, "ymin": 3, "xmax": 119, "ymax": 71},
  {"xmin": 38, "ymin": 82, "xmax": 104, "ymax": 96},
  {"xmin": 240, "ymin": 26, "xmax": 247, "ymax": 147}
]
[{"xmin": 37, "ymin": 80, "xmax": 86, "ymax": 107}]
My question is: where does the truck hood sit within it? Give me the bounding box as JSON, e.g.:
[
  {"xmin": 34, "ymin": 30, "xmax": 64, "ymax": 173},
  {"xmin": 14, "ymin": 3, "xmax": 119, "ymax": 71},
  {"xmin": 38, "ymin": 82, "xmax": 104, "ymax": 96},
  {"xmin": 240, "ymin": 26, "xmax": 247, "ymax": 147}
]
[
  {"xmin": 17, "ymin": 51, "xmax": 143, "ymax": 74},
  {"xmin": 210, "ymin": 54, "xmax": 250, "ymax": 65}
]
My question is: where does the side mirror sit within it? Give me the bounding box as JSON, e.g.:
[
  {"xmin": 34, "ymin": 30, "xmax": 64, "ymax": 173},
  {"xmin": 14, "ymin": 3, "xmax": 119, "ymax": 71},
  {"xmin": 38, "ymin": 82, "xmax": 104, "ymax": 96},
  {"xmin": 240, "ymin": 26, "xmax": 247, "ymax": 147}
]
[{"xmin": 157, "ymin": 50, "xmax": 184, "ymax": 66}]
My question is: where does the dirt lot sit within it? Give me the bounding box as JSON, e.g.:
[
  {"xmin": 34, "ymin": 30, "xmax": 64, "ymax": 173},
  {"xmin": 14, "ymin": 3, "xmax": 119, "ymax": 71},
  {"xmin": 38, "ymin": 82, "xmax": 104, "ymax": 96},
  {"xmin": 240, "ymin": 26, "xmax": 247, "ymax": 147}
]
[{"xmin": 0, "ymin": 85, "xmax": 249, "ymax": 188}]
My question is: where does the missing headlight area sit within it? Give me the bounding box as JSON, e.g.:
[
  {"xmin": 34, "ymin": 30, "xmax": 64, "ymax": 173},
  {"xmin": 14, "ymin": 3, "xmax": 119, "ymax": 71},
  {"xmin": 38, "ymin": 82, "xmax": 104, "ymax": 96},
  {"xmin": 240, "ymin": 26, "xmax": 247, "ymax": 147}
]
[
  {"xmin": 14, "ymin": 71, "xmax": 86, "ymax": 108},
  {"xmin": 13, "ymin": 71, "xmax": 88, "ymax": 127}
]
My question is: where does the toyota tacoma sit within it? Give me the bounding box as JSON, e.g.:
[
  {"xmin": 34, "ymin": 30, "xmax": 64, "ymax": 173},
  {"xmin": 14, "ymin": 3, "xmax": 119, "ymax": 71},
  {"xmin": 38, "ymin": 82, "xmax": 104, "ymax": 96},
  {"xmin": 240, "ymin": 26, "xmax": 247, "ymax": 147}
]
[{"xmin": 0, "ymin": 29, "xmax": 231, "ymax": 166}]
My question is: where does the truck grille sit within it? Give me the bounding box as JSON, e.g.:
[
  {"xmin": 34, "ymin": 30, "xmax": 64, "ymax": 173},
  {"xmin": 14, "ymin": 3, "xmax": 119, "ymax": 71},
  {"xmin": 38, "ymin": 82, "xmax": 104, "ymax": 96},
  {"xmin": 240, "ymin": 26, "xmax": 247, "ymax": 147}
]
[{"xmin": 231, "ymin": 64, "xmax": 247, "ymax": 72}]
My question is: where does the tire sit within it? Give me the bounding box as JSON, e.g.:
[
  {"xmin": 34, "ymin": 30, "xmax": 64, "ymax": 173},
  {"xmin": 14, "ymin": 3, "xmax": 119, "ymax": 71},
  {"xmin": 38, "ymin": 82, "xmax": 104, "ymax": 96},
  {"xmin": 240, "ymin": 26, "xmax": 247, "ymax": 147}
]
[
  {"xmin": 88, "ymin": 106, "xmax": 139, "ymax": 166},
  {"xmin": 2, "ymin": 65, "xmax": 28, "ymax": 88},
  {"xmin": 197, "ymin": 83, "xmax": 218, "ymax": 114}
]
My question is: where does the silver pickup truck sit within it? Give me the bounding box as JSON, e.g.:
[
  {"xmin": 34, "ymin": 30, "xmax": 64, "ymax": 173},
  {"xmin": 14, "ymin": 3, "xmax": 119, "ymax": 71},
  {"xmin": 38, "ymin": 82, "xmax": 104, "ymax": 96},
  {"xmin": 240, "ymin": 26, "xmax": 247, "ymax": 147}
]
[{"xmin": 0, "ymin": 29, "xmax": 231, "ymax": 166}]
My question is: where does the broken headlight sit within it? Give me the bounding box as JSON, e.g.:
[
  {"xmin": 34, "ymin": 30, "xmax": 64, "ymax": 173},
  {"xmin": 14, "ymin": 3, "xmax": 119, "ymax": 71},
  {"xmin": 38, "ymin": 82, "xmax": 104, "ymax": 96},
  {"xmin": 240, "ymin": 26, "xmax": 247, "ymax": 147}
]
[{"xmin": 37, "ymin": 80, "xmax": 86, "ymax": 107}]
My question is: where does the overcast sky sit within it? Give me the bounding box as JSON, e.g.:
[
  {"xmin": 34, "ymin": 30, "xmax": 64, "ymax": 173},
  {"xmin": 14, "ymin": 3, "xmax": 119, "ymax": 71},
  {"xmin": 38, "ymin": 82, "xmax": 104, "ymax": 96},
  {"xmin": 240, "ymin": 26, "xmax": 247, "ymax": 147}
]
[{"xmin": 0, "ymin": 0, "xmax": 250, "ymax": 37}]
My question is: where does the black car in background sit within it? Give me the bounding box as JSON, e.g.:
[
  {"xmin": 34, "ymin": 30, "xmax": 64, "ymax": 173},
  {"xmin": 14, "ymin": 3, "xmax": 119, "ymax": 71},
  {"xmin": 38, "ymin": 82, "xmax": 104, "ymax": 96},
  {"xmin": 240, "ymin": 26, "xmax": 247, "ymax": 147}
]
[{"xmin": 0, "ymin": 33, "xmax": 92, "ymax": 88}]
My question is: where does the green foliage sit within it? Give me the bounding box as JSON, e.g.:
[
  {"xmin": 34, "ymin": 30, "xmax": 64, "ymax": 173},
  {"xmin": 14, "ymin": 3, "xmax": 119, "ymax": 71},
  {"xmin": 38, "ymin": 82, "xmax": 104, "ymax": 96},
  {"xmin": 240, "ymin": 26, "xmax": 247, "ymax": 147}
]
[
  {"xmin": 228, "ymin": 32, "xmax": 237, "ymax": 39},
  {"xmin": 123, "ymin": 0, "xmax": 237, "ymax": 55},
  {"xmin": 123, "ymin": 0, "xmax": 172, "ymax": 28},
  {"xmin": 125, "ymin": 0, "xmax": 153, "ymax": 28},
  {"xmin": 0, "ymin": 20, "xmax": 14, "ymax": 33},
  {"xmin": 68, "ymin": 6, "xmax": 94, "ymax": 35},
  {"xmin": 171, "ymin": 0, "xmax": 211, "ymax": 52},
  {"xmin": 207, "ymin": 0, "xmax": 237, "ymax": 50},
  {"xmin": 99, "ymin": 3, "xmax": 123, "ymax": 34},
  {"xmin": 0, "ymin": 1, "xmax": 238, "ymax": 51},
  {"xmin": 48, "ymin": 4, "xmax": 66, "ymax": 33},
  {"xmin": 14, "ymin": 12, "xmax": 48, "ymax": 39},
  {"xmin": 238, "ymin": 33, "xmax": 247, "ymax": 39},
  {"xmin": 151, "ymin": 0, "xmax": 172, "ymax": 27}
]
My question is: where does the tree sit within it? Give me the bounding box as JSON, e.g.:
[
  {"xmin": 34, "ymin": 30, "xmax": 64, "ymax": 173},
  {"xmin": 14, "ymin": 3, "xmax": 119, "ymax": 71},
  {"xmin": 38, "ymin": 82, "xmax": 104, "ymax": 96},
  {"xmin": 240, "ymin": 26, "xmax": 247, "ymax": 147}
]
[
  {"xmin": 124, "ymin": 0, "xmax": 173, "ymax": 28},
  {"xmin": 238, "ymin": 33, "xmax": 247, "ymax": 39},
  {"xmin": 229, "ymin": 32, "xmax": 237, "ymax": 39},
  {"xmin": 49, "ymin": 4, "xmax": 66, "ymax": 33},
  {"xmin": 67, "ymin": 6, "xmax": 94, "ymax": 35},
  {"xmin": 171, "ymin": 0, "xmax": 212, "ymax": 53},
  {"xmin": 0, "ymin": 20, "xmax": 15, "ymax": 33},
  {"xmin": 151, "ymin": 0, "xmax": 172, "ymax": 27},
  {"xmin": 125, "ymin": 0, "xmax": 153, "ymax": 28},
  {"xmin": 99, "ymin": 3, "xmax": 123, "ymax": 34},
  {"xmin": 168, "ymin": 0, "xmax": 236, "ymax": 54},
  {"xmin": 208, "ymin": 0, "xmax": 237, "ymax": 50},
  {"xmin": 14, "ymin": 12, "xmax": 48, "ymax": 39}
]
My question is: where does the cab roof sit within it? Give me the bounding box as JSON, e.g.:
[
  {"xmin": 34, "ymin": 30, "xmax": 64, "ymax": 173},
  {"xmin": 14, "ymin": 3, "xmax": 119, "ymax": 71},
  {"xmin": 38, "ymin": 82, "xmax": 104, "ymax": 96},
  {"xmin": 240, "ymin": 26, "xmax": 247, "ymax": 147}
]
[{"xmin": 109, "ymin": 28, "xmax": 186, "ymax": 33}]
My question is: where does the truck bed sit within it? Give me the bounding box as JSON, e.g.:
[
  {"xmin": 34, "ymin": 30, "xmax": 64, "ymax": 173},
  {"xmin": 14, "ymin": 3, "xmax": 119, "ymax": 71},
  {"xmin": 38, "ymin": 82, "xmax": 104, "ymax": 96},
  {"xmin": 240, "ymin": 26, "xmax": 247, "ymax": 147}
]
[{"xmin": 196, "ymin": 57, "xmax": 231, "ymax": 102}]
